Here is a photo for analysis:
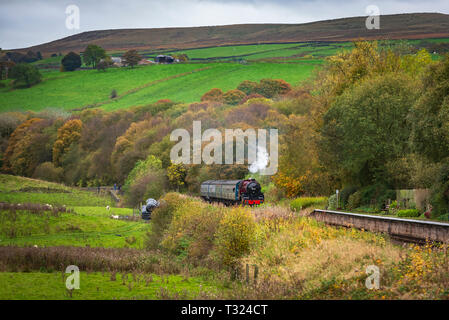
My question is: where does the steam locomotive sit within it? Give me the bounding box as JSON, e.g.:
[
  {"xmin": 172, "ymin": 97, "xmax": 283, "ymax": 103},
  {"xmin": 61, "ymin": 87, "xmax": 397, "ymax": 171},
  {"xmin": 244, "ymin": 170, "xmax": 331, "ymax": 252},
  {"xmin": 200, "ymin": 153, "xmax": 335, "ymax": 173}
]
[{"xmin": 200, "ymin": 178, "xmax": 264, "ymax": 205}]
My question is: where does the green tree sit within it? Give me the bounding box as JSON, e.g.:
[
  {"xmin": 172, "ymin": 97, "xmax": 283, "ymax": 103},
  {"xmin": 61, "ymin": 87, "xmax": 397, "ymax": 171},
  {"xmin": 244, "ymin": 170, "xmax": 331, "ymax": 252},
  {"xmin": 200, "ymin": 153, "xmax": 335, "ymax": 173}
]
[
  {"xmin": 410, "ymin": 55, "xmax": 449, "ymax": 162},
  {"xmin": 82, "ymin": 44, "xmax": 106, "ymax": 68},
  {"xmin": 61, "ymin": 52, "xmax": 81, "ymax": 71},
  {"xmin": 320, "ymin": 73, "xmax": 419, "ymax": 187},
  {"xmin": 122, "ymin": 49, "xmax": 142, "ymax": 68},
  {"xmin": 9, "ymin": 63, "xmax": 42, "ymax": 88}
]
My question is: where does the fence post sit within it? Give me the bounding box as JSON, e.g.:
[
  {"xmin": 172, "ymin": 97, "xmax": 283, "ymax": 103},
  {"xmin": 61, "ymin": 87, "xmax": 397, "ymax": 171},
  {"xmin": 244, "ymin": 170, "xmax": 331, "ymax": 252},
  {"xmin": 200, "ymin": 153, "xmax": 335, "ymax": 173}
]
[{"xmin": 253, "ymin": 264, "xmax": 258, "ymax": 283}]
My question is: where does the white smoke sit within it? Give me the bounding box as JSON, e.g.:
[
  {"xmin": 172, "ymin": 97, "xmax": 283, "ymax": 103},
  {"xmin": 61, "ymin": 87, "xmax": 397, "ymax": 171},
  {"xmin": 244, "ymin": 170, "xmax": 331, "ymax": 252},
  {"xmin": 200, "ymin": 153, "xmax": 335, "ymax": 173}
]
[{"xmin": 248, "ymin": 145, "xmax": 269, "ymax": 173}]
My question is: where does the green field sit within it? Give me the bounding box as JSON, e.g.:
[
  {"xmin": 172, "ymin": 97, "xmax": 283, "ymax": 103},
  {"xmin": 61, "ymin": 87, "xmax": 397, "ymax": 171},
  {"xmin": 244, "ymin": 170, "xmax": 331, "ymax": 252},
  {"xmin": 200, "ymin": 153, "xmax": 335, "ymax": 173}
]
[
  {"xmin": 100, "ymin": 62, "xmax": 316, "ymax": 111},
  {"xmin": 0, "ymin": 174, "xmax": 223, "ymax": 299},
  {"xmin": 0, "ymin": 60, "xmax": 317, "ymax": 112},
  {"xmin": 3, "ymin": 40, "xmax": 447, "ymax": 113},
  {"xmin": 0, "ymin": 175, "xmax": 114, "ymax": 207},
  {"xmin": 0, "ymin": 272, "xmax": 219, "ymax": 300},
  {"xmin": 0, "ymin": 175, "xmax": 148, "ymax": 248}
]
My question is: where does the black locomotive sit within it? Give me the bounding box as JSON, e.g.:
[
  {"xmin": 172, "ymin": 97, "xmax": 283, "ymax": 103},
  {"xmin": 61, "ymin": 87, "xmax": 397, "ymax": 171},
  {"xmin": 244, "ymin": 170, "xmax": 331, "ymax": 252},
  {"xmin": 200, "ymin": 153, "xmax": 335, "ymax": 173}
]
[{"xmin": 200, "ymin": 178, "xmax": 264, "ymax": 205}]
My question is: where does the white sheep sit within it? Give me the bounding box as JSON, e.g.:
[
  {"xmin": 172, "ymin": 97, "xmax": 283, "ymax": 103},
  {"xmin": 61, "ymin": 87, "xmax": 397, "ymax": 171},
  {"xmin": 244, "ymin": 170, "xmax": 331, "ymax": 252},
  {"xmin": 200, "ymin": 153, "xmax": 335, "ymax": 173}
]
[
  {"xmin": 33, "ymin": 245, "xmax": 38, "ymax": 248},
  {"xmin": 111, "ymin": 215, "xmax": 119, "ymax": 219},
  {"xmin": 106, "ymin": 205, "xmax": 110, "ymax": 211}
]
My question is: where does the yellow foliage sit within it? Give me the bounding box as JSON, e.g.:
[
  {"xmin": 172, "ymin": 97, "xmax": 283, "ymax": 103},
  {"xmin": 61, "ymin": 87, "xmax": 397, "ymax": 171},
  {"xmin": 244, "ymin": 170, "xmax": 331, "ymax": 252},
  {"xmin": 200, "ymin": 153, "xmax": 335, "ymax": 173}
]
[{"xmin": 52, "ymin": 119, "xmax": 82, "ymax": 166}]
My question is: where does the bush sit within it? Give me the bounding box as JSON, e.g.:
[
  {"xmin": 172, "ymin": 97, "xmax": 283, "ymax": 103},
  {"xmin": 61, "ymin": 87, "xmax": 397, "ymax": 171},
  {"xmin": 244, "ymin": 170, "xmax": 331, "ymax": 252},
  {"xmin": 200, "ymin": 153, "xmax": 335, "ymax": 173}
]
[
  {"xmin": 328, "ymin": 194, "xmax": 337, "ymax": 210},
  {"xmin": 256, "ymin": 79, "xmax": 292, "ymax": 98},
  {"xmin": 215, "ymin": 207, "xmax": 256, "ymax": 269},
  {"xmin": 161, "ymin": 201, "xmax": 223, "ymax": 264},
  {"xmin": 201, "ymin": 88, "xmax": 224, "ymax": 103},
  {"xmin": 359, "ymin": 184, "xmax": 395, "ymax": 210},
  {"xmin": 223, "ymin": 89, "xmax": 246, "ymax": 105},
  {"xmin": 396, "ymin": 209, "xmax": 420, "ymax": 218},
  {"xmin": 437, "ymin": 213, "xmax": 449, "ymax": 221},
  {"xmin": 346, "ymin": 191, "xmax": 362, "ymax": 210},
  {"xmin": 290, "ymin": 197, "xmax": 327, "ymax": 211},
  {"xmin": 237, "ymin": 80, "xmax": 259, "ymax": 95},
  {"xmin": 32, "ymin": 162, "xmax": 64, "ymax": 183},
  {"xmin": 123, "ymin": 155, "xmax": 167, "ymax": 207},
  {"xmin": 145, "ymin": 193, "xmax": 184, "ymax": 250},
  {"xmin": 340, "ymin": 186, "xmax": 358, "ymax": 208}
]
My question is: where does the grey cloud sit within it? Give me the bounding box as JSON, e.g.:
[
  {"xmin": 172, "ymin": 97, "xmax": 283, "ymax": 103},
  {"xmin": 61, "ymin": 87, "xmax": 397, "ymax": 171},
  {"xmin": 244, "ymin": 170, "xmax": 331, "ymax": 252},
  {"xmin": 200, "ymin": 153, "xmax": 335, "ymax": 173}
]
[{"xmin": 1, "ymin": 0, "xmax": 448, "ymax": 49}]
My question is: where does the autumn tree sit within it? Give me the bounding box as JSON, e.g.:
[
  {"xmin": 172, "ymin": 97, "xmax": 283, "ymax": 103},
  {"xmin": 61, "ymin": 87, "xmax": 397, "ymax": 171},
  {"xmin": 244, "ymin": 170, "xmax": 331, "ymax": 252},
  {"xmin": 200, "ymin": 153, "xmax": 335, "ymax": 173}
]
[
  {"xmin": 223, "ymin": 89, "xmax": 246, "ymax": 105},
  {"xmin": 256, "ymin": 79, "xmax": 291, "ymax": 98},
  {"xmin": 2, "ymin": 118, "xmax": 53, "ymax": 176},
  {"xmin": 237, "ymin": 80, "xmax": 259, "ymax": 95},
  {"xmin": 53, "ymin": 119, "xmax": 83, "ymax": 166},
  {"xmin": 201, "ymin": 88, "xmax": 224, "ymax": 103},
  {"xmin": 122, "ymin": 50, "xmax": 142, "ymax": 68}
]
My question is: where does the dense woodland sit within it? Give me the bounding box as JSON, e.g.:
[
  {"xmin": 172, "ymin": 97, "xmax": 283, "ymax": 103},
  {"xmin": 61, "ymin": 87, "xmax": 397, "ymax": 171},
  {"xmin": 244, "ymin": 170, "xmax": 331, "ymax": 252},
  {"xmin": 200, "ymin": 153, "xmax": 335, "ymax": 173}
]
[{"xmin": 1, "ymin": 41, "xmax": 449, "ymax": 218}]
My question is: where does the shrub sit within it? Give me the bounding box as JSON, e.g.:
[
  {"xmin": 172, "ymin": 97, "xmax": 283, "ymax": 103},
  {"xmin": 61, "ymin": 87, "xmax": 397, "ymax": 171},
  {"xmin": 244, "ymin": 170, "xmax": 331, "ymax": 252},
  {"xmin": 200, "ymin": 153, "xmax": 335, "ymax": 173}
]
[
  {"xmin": 437, "ymin": 213, "xmax": 449, "ymax": 221},
  {"xmin": 201, "ymin": 88, "xmax": 224, "ymax": 102},
  {"xmin": 290, "ymin": 197, "xmax": 328, "ymax": 211},
  {"xmin": 388, "ymin": 200, "xmax": 398, "ymax": 214},
  {"xmin": 346, "ymin": 191, "xmax": 362, "ymax": 210},
  {"xmin": 32, "ymin": 162, "xmax": 64, "ymax": 183},
  {"xmin": 340, "ymin": 186, "xmax": 358, "ymax": 208},
  {"xmin": 215, "ymin": 207, "xmax": 256, "ymax": 269},
  {"xmin": 256, "ymin": 79, "xmax": 292, "ymax": 98},
  {"xmin": 239, "ymin": 93, "xmax": 264, "ymax": 104},
  {"xmin": 359, "ymin": 184, "xmax": 395, "ymax": 210},
  {"xmin": 397, "ymin": 209, "xmax": 420, "ymax": 218},
  {"xmin": 223, "ymin": 89, "xmax": 246, "ymax": 105},
  {"xmin": 145, "ymin": 193, "xmax": 184, "ymax": 250},
  {"xmin": 161, "ymin": 201, "xmax": 223, "ymax": 264},
  {"xmin": 237, "ymin": 80, "xmax": 259, "ymax": 95},
  {"xmin": 328, "ymin": 194, "xmax": 337, "ymax": 210}
]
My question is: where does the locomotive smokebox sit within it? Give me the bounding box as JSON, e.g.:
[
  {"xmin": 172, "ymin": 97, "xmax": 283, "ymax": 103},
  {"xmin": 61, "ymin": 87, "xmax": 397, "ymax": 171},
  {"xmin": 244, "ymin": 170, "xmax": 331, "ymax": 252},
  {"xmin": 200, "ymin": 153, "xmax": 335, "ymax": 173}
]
[{"xmin": 141, "ymin": 198, "xmax": 159, "ymax": 220}]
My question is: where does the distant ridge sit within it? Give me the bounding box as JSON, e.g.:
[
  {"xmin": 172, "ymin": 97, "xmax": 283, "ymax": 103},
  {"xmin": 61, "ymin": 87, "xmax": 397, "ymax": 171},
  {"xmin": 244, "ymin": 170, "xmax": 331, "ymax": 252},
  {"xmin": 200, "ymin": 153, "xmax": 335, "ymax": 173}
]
[{"xmin": 15, "ymin": 13, "xmax": 449, "ymax": 55}]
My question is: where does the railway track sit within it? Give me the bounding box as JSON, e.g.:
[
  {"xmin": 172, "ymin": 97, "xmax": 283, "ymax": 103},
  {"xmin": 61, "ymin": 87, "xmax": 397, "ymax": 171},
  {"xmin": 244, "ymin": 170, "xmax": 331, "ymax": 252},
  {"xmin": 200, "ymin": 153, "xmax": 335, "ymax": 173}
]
[{"xmin": 310, "ymin": 209, "xmax": 449, "ymax": 243}]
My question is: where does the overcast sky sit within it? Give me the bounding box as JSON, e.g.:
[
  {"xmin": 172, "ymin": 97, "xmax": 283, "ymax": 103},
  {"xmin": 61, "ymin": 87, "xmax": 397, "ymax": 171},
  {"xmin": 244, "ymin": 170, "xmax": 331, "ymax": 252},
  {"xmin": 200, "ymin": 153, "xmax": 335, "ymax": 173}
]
[{"xmin": 1, "ymin": 0, "xmax": 448, "ymax": 49}]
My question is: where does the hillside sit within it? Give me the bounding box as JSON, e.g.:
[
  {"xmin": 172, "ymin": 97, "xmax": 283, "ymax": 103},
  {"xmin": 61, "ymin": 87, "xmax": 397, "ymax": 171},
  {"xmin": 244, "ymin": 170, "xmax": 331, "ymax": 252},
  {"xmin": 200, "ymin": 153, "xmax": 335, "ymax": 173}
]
[{"xmin": 17, "ymin": 13, "xmax": 449, "ymax": 56}]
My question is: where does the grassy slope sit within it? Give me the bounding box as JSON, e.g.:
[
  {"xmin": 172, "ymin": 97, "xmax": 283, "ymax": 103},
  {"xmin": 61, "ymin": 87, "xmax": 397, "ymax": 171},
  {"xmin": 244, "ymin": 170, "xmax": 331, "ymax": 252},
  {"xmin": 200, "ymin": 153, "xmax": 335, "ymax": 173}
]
[
  {"xmin": 0, "ymin": 174, "xmax": 113, "ymax": 207},
  {"xmin": 101, "ymin": 62, "xmax": 317, "ymax": 110},
  {"xmin": 0, "ymin": 64, "xmax": 207, "ymax": 112},
  {"xmin": 0, "ymin": 174, "xmax": 148, "ymax": 248}
]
